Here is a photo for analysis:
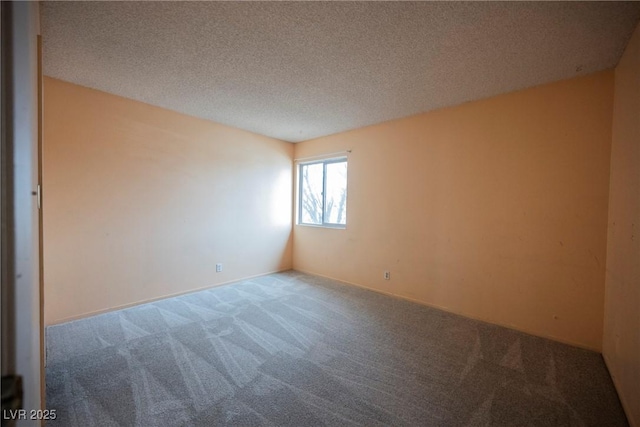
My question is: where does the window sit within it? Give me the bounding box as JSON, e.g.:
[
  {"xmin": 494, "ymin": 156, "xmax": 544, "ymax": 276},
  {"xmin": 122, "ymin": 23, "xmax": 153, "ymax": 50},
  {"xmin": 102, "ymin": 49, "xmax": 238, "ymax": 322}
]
[{"xmin": 298, "ymin": 157, "xmax": 347, "ymax": 227}]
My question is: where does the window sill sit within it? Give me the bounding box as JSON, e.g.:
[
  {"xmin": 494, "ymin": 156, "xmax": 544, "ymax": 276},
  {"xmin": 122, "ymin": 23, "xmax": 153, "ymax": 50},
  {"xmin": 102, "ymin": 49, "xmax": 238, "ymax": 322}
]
[{"xmin": 296, "ymin": 223, "xmax": 346, "ymax": 230}]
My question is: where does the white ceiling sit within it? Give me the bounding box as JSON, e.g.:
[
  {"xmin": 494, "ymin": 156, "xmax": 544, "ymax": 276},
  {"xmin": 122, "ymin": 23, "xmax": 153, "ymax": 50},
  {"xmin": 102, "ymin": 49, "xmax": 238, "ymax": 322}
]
[{"xmin": 42, "ymin": 1, "xmax": 640, "ymax": 143}]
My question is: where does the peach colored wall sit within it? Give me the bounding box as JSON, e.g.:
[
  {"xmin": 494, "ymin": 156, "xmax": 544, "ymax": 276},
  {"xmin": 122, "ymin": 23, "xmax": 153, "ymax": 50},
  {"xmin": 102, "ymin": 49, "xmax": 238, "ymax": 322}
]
[
  {"xmin": 293, "ymin": 71, "xmax": 614, "ymax": 351},
  {"xmin": 604, "ymin": 23, "xmax": 640, "ymax": 427},
  {"xmin": 43, "ymin": 77, "xmax": 293, "ymax": 325}
]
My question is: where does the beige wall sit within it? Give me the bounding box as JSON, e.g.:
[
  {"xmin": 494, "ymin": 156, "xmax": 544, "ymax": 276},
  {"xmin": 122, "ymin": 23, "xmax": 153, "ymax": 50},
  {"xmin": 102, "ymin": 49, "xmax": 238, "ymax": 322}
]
[
  {"xmin": 43, "ymin": 77, "xmax": 293, "ymax": 325},
  {"xmin": 293, "ymin": 71, "xmax": 614, "ymax": 351},
  {"xmin": 604, "ymin": 23, "xmax": 640, "ymax": 427}
]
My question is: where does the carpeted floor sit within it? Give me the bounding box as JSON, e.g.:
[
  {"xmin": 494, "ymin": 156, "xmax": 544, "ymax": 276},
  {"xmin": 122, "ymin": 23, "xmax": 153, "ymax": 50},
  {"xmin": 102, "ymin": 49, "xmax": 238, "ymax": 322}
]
[{"xmin": 46, "ymin": 271, "xmax": 628, "ymax": 426}]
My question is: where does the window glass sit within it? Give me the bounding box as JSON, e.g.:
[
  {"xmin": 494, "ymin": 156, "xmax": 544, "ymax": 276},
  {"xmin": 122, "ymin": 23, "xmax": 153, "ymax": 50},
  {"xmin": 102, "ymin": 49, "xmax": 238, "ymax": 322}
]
[
  {"xmin": 300, "ymin": 163, "xmax": 323, "ymax": 225},
  {"xmin": 324, "ymin": 161, "xmax": 347, "ymax": 225}
]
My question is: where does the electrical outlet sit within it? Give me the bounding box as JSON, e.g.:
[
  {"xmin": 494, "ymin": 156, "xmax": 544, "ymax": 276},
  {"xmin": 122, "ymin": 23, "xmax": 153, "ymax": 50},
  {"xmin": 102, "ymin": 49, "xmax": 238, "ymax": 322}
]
[
  {"xmin": 384, "ymin": 271, "xmax": 390, "ymax": 280},
  {"xmin": 216, "ymin": 263, "xmax": 223, "ymax": 273}
]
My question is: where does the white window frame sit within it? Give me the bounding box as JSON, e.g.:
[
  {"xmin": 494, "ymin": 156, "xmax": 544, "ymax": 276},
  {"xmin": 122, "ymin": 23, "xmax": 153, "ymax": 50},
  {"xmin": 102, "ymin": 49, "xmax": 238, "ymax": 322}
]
[{"xmin": 297, "ymin": 157, "xmax": 347, "ymax": 228}]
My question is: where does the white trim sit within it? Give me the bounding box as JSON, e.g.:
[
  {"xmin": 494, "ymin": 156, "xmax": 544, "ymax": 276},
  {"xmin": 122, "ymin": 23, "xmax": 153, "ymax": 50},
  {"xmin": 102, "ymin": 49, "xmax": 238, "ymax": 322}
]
[{"xmin": 294, "ymin": 149, "xmax": 351, "ymax": 163}]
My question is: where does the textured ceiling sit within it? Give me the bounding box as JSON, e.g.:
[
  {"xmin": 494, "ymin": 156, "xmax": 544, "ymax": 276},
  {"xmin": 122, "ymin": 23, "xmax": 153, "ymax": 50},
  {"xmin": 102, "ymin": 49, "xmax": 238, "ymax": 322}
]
[{"xmin": 42, "ymin": 1, "xmax": 640, "ymax": 143}]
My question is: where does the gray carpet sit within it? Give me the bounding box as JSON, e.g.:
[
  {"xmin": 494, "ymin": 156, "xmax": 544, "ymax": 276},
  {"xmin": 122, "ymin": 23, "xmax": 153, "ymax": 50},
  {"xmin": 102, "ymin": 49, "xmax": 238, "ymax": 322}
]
[{"xmin": 46, "ymin": 271, "xmax": 628, "ymax": 426}]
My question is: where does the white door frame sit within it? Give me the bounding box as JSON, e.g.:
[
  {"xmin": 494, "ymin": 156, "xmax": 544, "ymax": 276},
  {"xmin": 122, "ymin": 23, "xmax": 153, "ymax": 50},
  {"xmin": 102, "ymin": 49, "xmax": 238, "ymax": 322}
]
[{"xmin": 1, "ymin": 1, "xmax": 43, "ymax": 425}]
